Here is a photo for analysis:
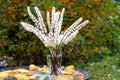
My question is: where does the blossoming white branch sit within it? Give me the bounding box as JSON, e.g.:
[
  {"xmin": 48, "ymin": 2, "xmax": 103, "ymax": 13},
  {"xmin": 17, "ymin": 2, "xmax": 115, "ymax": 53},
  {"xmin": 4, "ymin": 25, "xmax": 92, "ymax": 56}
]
[{"xmin": 20, "ymin": 6, "xmax": 89, "ymax": 47}]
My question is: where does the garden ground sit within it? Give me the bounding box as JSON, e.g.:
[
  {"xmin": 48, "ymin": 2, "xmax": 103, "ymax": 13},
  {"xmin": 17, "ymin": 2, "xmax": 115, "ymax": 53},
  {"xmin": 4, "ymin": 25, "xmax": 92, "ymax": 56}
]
[{"xmin": 77, "ymin": 53, "xmax": 120, "ymax": 80}]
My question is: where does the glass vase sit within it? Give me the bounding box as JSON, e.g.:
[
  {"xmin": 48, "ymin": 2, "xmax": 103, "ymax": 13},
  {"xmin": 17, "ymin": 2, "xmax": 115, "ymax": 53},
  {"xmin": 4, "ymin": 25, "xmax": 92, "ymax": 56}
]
[{"xmin": 47, "ymin": 47, "xmax": 63, "ymax": 76}]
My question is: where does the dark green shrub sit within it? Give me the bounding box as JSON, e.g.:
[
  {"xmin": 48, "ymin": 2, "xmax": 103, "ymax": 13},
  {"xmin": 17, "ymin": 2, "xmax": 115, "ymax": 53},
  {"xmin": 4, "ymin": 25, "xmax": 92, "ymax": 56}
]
[{"xmin": 0, "ymin": 0, "xmax": 120, "ymax": 66}]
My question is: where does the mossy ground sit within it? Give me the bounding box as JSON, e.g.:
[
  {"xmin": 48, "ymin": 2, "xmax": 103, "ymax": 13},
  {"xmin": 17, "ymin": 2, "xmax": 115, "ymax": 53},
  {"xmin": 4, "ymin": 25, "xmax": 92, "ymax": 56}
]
[{"xmin": 76, "ymin": 53, "xmax": 120, "ymax": 80}]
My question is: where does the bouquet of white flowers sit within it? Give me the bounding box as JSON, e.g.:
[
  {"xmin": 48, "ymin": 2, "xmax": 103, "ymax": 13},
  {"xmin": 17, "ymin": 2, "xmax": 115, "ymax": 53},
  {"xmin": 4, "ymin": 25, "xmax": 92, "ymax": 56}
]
[{"xmin": 20, "ymin": 6, "xmax": 89, "ymax": 76}]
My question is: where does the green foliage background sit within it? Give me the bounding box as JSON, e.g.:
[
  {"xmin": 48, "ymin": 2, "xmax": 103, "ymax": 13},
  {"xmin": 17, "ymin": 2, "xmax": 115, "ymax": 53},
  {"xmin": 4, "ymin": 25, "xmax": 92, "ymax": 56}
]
[{"xmin": 0, "ymin": 0, "xmax": 120, "ymax": 66}]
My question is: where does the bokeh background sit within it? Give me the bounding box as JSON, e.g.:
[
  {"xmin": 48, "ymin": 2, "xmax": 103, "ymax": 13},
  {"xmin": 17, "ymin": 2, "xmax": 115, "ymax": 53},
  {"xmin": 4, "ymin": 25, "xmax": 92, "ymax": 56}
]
[{"xmin": 0, "ymin": 0, "xmax": 120, "ymax": 67}]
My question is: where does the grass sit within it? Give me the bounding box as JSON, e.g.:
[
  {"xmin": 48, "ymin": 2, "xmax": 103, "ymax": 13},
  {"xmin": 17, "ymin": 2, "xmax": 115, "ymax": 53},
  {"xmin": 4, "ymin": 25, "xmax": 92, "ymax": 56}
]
[{"xmin": 77, "ymin": 53, "xmax": 120, "ymax": 80}]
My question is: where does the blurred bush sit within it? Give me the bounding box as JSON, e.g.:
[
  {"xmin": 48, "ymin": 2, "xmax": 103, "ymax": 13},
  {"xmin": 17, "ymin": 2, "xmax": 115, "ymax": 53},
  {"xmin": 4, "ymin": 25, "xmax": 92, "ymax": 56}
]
[{"xmin": 0, "ymin": 0, "xmax": 120, "ymax": 66}]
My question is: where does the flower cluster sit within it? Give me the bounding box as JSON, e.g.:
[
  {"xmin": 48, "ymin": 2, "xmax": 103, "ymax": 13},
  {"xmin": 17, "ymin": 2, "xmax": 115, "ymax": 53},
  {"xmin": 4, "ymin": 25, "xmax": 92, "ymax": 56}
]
[{"xmin": 20, "ymin": 6, "xmax": 89, "ymax": 47}]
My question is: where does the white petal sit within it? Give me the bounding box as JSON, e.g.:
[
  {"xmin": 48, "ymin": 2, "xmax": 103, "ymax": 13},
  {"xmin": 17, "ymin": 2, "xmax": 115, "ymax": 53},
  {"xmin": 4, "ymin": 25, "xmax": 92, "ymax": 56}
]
[{"xmin": 20, "ymin": 22, "xmax": 35, "ymax": 32}]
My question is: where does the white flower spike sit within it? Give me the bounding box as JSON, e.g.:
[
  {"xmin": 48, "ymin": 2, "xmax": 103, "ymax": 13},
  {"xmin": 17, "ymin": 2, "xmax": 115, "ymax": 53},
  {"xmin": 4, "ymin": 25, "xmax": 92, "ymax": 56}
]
[{"xmin": 20, "ymin": 6, "xmax": 89, "ymax": 47}]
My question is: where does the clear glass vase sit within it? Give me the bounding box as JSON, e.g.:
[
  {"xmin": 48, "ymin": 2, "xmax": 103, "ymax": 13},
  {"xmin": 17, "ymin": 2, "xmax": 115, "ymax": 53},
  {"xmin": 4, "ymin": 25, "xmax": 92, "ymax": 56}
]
[{"xmin": 47, "ymin": 47, "xmax": 63, "ymax": 76}]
